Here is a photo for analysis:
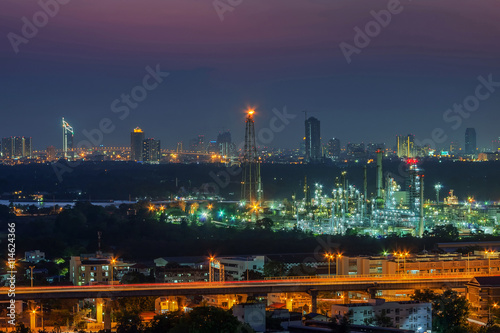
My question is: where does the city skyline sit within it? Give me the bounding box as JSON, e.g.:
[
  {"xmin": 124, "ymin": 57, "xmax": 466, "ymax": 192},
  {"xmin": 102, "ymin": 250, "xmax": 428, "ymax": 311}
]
[{"xmin": 2, "ymin": 0, "xmax": 500, "ymax": 150}]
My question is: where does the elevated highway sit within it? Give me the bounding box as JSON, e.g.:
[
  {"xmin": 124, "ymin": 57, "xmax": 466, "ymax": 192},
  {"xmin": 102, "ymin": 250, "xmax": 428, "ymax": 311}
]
[{"xmin": 0, "ymin": 272, "xmax": 483, "ymax": 301}]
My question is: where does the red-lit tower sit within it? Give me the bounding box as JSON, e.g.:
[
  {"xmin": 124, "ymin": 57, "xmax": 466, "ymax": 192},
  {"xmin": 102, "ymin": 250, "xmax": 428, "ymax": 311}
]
[{"xmin": 241, "ymin": 109, "xmax": 262, "ymax": 205}]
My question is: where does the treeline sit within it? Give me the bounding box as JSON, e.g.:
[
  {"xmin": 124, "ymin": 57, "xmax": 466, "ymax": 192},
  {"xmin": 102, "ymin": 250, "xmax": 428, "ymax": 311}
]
[{"xmin": 0, "ymin": 160, "xmax": 500, "ymax": 201}]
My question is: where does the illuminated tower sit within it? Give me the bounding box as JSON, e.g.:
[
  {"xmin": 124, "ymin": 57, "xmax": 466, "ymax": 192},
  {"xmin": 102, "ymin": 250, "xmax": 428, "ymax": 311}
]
[
  {"xmin": 241, "ymin": 109, "xmax": 262, "ymax": 204},
  {"xmin": 130, "ymin": 127, "xmax": 145, "ymax": 161},
  {"xmin": 62, "ymin": 117, "xmax": 74, "ymax": 160}
]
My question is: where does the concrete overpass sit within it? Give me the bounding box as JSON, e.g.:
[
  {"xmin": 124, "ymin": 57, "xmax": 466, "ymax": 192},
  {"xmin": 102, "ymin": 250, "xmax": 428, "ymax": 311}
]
[{"xmin": 0, "ymin": 272, "xmax": 483, "ymax": 301}]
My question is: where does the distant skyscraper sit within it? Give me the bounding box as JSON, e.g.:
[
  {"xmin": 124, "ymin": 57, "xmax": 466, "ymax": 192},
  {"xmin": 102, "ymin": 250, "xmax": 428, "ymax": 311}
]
[
  {"xmin": 130, "ymin": 127, "xmax": 145, "ymax": 161},
  {"xmin": 1, "ymin": 138, "xmax": 12, "ymax": 158},
  {"xmin": 465, "ymin": 128, "xmax": 477, "ymax": 155},
  {"xmin": 62, "ymin": 118, "xmax": 74, "ymax": 159},
  {"xmin": 346, "ymin": 143, "xmax": 366, "ymax": 160},
  {"xmin": 189, "ymin": 135, "xmax": 205, "ymax": 153},
  {"xmin": 449, "ymin": 141, "xmax": 459, "ymax": 154},
  {"xmin": 327, "ymin": 138, "xmax": 341, "ymax": 160},
  {"xmin": 396, "ymin": 134, "xmax": 415, "ymax": 158},
  {"xmin": 305, "ymin": 116, "xmax": 321, "ymax": 162},
  {"xmin": 1, "ymin": 137, "xmax": 32, "ymax": 159},
  {"xmin": 217, "ymin": 131, "xmax": 234, "ymax": 157},
  {"xmin": 142, "ymin": 138, "xmax": 161, "ymax": 162}
]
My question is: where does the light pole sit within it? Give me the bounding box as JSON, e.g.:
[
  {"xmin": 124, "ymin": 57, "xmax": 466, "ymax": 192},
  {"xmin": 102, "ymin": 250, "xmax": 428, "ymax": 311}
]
[
  {"xmin": 324, "ymin": 253, "xmax": 333, "ymax": 277},
  {"xmin": 336, "ymin": 254, "xmax": 342, "ymax": 277},
  {"xmin": 485, "ymin": 250, "xmax": 495, "ymax": 275},
  {"xmin": 434, "ymin": 183, "xmax": 443, "ymax": 204},
  {"xmin": 209, "ymin": 257, "xmax": 214, "ymax": 282},
  {"xmin": 29, "ymin": 266, "xmax": 35, "ymax": 287},
  {"xmin": 110, "ymin": 259, "xmax": 116, "ymax": 285}
]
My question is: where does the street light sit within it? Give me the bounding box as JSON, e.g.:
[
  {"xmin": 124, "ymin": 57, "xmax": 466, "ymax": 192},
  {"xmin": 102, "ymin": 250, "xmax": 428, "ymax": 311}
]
[
  {"xmin": 394, "ymin": 252, "xmax": 409, "ymax": 275},
  {"xmin": 336, "ymin": 254, "xmax": 342, "ymax": 277},
  {"xmin": 110, "ymin": 259, "xmax": 116, "ymax": 285},
  {"xmin": 490, "ymin": 302, "xmax": 498, "ymax": 323},
  {"xmin": 29, "ymin": 266, "xmax": 35, "ymax": 287},
  {"xmin": 485, "ymin": 250, "xmax": 495, "ymax": 275},
  {"xmin": 324, "ymin": 253, "xmax": 334, "ymax": 277},
  {"xmin": 434, "ymin": 183, "xmax": 443, "ymax": 204}
]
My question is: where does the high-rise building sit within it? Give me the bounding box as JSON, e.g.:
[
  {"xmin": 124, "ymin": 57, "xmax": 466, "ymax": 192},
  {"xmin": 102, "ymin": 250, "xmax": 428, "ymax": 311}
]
[
  {"xmin": 189, "ymin": 135, "xmax": 205, "ymax": 153},
  {"xmin": 396, "ymin": 134, "xmax": 415, "ymax": 158},
  {"xmin": 62, "ymin": 118, "xmax": 74, "ymax": 159},
  {"xmin": 465, "ymin": 128, "xmax": 477, "ymax": 155},
  {"xmin": 217, "ymin": 131, "xmax": 234, "ymax": 157},
  {"xmin": 1, "ymin": 138, "xmax": 12, "ymax": 158},
  {"xmin": 130, "ymin": 127, "xmax": 145, "ymax": 161},
  {"xmin": 23, "ymin": 137, "xmax": 32, "ymax": 158},
  {"xmin": 1, "ymin": 137, "xmax": 32, "ymax": 159},
  {"xmin": 327, "ymin": 138, "xmax": 341, "ymax": 160},
  {"xmin": 142, "ymin": 138, "xmax": 161, "ymax": 162},
  {"xmin": 450, "ymin": 141, "xmax": 459, "ymax": 154},
  {"xmin": 46, "ymin": 146, "xmax": 56, "ymax": 161},
  {"xmin": 206, "ymin": 140, "xmax": 219, "ymax": 154},
  {"xmin": 305, "ymin": 116, "xmax": 321, "ymax": 162},
  {"xmin": 346, "ymin": 143, "xmax": 366, "ymax": 160}
]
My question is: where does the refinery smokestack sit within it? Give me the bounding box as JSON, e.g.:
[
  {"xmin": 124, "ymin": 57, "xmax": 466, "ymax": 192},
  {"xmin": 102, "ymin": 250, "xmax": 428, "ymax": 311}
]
[{"xmin": 376, "ymin": 150, "xmax": 383, "ymax": 199}]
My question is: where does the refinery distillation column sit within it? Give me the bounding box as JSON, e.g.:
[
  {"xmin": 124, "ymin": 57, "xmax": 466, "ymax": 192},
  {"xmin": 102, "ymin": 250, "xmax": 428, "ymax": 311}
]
[
  {"xmin": 241, "ymin": 109, "xmax": 262, "ymax": 205},
  {"xmin": 376, "ymin": 150, "xmax": 383, "ymax": 200}
]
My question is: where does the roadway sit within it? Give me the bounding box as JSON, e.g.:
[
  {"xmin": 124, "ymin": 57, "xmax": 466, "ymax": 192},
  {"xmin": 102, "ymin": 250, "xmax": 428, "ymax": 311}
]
[{"xmin": 0, "ymin": 272, "xmax": 483, "ymax": 301}]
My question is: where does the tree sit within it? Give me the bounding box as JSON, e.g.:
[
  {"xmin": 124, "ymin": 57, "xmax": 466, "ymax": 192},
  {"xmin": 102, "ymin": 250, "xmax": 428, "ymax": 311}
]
[
  {"xmin": 411, "ymin": 289, "xmax": 470, "ymax": 333},
  {"xmin": 256, "ymin": 217, "xmax": 273, "ymax": 230},
  {"xmin": 145, "ymin": 312, "xmax": 183, "ymax": 333},
  {"xmin": 178, "ymin": 306, "xmax": 242, "ymax": 333},
  {"xmin": 263, "ymin": 261, "xmax": 286, "ymax": 277},
  {"xmin": 364, "ymin": 311, "xmax": 394, "ymax": 328},
  {"xmin": 431, "ymin": 225, "xmax": 459, "ymax": 240},
  {"xmin": 121, "ymin": 271, "xmax": 150, "ymax": 284},
  {"xmin": 240, "ymin": 269, "xmax": 264, "ymax": 281},
  {"xmin": 115, "ymin": 309, "xmax": 144, "ymax": 333},
  {"xmin": 330, "ymin": 315, "xmax": 350, "ymax": 333}
]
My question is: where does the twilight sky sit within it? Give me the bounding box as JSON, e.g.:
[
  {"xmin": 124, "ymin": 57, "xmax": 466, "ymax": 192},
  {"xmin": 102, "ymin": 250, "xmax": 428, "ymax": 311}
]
[{"xmin": 1, "ymin": 0, "xmax": 500, "ymax": 151}]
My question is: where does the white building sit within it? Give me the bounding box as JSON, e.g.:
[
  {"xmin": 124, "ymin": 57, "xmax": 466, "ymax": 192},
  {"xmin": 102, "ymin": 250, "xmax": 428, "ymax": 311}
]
[
  {"xmin": 233, "ymin": 303, "xmax": 266, "ymax": 333},
  {"xmin": 219, "ymin": 255, "xmax": 265, "ymax": 281},
  {"xmin": 331, "ymin": 299, "xmax": 432, "ymax": 333}
]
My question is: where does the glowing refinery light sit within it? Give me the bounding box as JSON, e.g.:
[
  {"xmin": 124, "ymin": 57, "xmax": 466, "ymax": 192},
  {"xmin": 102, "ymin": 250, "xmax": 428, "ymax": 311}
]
[{"xmin": 248, "ymin": 109, "xmax": 255, "ymax": 115}]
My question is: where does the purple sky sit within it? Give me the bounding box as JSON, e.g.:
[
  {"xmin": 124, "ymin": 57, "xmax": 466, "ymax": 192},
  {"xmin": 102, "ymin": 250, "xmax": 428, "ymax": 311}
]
[{"xmin": 1, "ymin": 0, "xmax": 500, "ymax": 150}]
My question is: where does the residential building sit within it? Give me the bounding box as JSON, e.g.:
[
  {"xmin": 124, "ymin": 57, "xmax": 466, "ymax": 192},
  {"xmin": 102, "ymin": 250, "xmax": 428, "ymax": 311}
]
[
  {"xmin": 142, "ymin": 138, "xmax": 161, "ymax": 162},
  {"xmin": 24, "ymin": 250, "xmax": 45, "ymax": 263},
  {"xmin": 69, "ymin": 252, "xmax": 127, "ymax": 286},
  {"xmin": 219, "ymin": 255, "xmax": 265, "ymax": 281},
  {"xmin": 467, "ymin": 276, "xmax": 500, "ymax": 319},
  {"xmin": 331, "ymin": 299, "xmax": 432, "ymax": 332}
]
